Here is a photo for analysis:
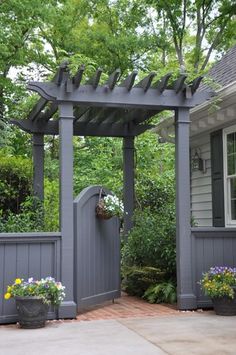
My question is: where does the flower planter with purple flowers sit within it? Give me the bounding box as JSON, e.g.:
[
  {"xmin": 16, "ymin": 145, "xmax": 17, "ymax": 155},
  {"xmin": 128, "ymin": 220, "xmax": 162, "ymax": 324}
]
[
  {"xmin": 200, "ymin": 266, "xmax": 236, "ymax": 316},
  {"xmin": 4, "ymin": 277, "xmax": 66, "ymax": 328}
]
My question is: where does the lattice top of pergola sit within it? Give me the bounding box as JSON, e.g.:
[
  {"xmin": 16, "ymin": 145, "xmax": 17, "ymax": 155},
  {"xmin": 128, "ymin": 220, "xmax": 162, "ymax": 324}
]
[{"xmin": 12, "ymin": 62, "xmax": 213, "ymax": 137}]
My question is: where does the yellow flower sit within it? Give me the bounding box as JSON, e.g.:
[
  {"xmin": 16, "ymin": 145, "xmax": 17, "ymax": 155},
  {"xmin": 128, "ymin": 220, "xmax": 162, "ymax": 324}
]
[
  {"xmin": 4, "ymin": 292, "xmax": 11, "ymax": 300},
  {"xmin": 15, "ymin": 278, "xmax": 22, "ymax": 285},
  {"xmin": 7, "ymin": 286, "xmax": 12, "ymax": 293}
]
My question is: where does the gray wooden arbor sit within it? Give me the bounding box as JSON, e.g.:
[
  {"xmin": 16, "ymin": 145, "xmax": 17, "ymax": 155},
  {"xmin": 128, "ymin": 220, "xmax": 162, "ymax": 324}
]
[{"xmin": 12, "ymin": 63, "xmax": 212, "ymax": 315}]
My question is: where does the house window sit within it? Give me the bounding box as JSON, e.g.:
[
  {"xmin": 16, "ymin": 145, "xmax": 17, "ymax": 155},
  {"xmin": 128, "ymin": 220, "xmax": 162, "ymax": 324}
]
[{"xmin": 223, "ymin": 125, "xmax": 236, "ymax": 225}]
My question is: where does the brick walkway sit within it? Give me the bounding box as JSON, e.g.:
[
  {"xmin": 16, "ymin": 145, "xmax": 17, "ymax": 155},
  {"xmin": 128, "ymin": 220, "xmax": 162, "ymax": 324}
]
[{"xmin": 76, "ymin": 293, "xmax": 180, "ymax": 321}]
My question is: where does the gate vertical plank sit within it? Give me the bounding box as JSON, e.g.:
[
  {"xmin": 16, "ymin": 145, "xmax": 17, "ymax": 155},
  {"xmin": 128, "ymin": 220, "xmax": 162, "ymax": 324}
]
[
  {"xmin": 16, "ymin": 244, "xmax": 29, "ymax": 278},
  {"xmin": 40, "ymin": 243, "xmax": 54, "ymax": 277},
  {"xmin": 3, "ymin": 244, "xmax": 17, "ymax": 316},
  {"xmin": 29, "ymin": 243, "xmax": 41, "ymax": 280},
  {"xmin": 0, "ymin": 245, "xmax": 5, "ymax": 316}
]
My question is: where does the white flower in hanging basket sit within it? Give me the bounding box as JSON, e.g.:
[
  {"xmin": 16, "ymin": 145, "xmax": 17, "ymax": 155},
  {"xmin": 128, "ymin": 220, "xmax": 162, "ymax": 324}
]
[{"xmin": 96, "ymin": 193, "xmax": 124, "ymax": 219}]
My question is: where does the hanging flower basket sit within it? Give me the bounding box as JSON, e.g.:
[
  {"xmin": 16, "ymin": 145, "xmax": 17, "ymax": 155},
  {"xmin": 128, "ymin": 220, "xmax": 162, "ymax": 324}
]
[
  {"xmin": 95, "ymin": 188, "xmax": 124, "ymax": 220},
  {"xmin": 95, "ymin": 199, "xmax": 113, "ymax": 220}
]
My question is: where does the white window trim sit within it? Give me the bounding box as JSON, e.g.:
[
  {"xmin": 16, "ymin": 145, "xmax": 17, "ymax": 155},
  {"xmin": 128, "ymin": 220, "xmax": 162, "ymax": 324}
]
[{"xmin": 223, "ymin": 124, "xmax": 236, "ymax": 226}]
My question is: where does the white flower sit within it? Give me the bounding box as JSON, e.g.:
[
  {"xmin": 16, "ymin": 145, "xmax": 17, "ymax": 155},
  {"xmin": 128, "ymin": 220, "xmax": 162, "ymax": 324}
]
[{"xmin": 103, "ymin": 194, "xmax": 124, "ymax": 217}]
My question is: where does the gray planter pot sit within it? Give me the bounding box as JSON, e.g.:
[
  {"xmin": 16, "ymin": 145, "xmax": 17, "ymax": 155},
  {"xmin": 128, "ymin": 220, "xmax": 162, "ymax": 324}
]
[
  {"xmin": 15, "ymin": 296, "xmax": 49, "ymax": 329},
  {"xmin": 212, "ymin": 287, "xmax": 236, "ymax": 316}
]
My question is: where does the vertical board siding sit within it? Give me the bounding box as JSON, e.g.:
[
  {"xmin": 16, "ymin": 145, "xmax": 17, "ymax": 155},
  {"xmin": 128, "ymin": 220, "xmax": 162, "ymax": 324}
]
[
  {"xmin": 0, "ymin": 233, "xmax": 61, "ymax": 324},
  {"xmin": 74, "ymin": 186, "xmax": 121, "ymax": 310},
  {"xmin": 191, "ymin": 134, "xmax": 212, "ymax": 227},
  {"xmin": 191, "ymin": 228, "xmax": 236, "ymax": 307}
]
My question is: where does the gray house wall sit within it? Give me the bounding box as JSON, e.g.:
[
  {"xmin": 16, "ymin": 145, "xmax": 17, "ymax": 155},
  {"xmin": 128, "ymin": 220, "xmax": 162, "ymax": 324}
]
[
  {"xmin": 190, "ymin": 129, "xmax": 236, "ymax": 308},
  {"xmin": 191, "ymin": 134, "xmax": 212, "ymax": 227}
]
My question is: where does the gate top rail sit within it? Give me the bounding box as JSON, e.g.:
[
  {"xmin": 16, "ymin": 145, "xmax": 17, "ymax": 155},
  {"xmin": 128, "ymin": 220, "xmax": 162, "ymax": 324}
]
[{"xmin": 0, "ymin": 232, "xmax": 61, "ymax": 243}]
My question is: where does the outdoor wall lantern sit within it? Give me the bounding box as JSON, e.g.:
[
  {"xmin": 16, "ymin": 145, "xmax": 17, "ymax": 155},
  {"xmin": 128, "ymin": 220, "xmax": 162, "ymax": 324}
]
[{"xmin": 192, "ymin": 150, "xmax": 206, "ymax": 173}]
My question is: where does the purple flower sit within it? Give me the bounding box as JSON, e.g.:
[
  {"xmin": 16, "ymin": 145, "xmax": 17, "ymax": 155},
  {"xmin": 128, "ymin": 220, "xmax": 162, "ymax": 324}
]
[{"xmin": 208, "ymin": 266, "xmax": 234, "ymax": 275}]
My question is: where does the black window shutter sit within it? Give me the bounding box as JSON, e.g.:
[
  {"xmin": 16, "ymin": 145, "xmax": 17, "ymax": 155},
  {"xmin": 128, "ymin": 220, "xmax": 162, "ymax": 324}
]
[{"xmin": 211, "ymin": 129, "xmax": 225, "ymax": 227}]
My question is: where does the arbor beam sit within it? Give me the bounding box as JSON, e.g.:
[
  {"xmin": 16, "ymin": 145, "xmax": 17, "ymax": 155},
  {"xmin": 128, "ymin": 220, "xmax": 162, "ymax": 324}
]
[
  {"xmin": 27, "ymin": 82, "xmax": 213, "ymax": 109},
  {"xmin": 11, "ymin": 119, "xmax": 152, "ymax": 137}
]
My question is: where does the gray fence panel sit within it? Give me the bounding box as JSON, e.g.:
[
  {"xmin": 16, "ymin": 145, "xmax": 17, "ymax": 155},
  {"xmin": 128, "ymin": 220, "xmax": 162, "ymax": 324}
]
[
  {"xmin": 74, "ymin": 186, "xmax": 121, "ymax": 310},
  {"xmin": 191, "ymin": 228, "xmax": 236, "ymax": 307},
  {"xmin": 0, "ymin": 233, "xmax": 61, "ymax": 324}
]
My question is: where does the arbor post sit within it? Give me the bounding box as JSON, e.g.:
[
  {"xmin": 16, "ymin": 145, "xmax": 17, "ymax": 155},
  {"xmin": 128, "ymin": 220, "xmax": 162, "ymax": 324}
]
[
  {"xmin": 32, "ymin": 134, "xmax": 44, "ymax": 201},
  {"xmin": 123, "ymin": 137, "xmax": 135, "ymax": 235},
  {"xmin": 175, "ymin": 108, "xmax": 196, "ymax": 309},
  {"xmin": 58, "ymin": 103, "xmax": 77, "ymax": 318}
]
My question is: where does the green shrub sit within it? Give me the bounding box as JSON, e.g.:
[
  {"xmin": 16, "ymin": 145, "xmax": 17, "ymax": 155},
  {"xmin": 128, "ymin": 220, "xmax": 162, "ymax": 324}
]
[
  {"xmin": 0, "ymin": 152, "xmax": 32, "ymax": 215},
  {"xmin": 44, "ymin": 179, "xmax": 59, "ymax": 231},
  {"xmin": 143, "ymin": 281, "xmax": 176, "ymax": 304},
  {"xmin": 122, "ymin": 207, "xmax": 176, "ymax": 277},
  {"xmin": 122, "ymin": 266, "xmax": 166, "ymax": 297},
  {"xmin": 136, "ymin": 172, "xmax": 175, "ymax": 214},
  {"xmin": 0, "ymin": 196, "xmax": 44, "ymax": 232},
  {"xmin": 121, "ymin": 172, "xmax": 176, "ymax": 301}
]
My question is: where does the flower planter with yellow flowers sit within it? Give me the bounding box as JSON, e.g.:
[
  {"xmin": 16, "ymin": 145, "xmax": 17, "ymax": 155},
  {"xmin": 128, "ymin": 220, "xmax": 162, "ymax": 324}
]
[
  {"xmin": 200, "ymin": 266, "xmax": 236, "ymax": 316},
  {"xmin": 5, "ymin": 277, "xmax": 65, "ymax": 328}
]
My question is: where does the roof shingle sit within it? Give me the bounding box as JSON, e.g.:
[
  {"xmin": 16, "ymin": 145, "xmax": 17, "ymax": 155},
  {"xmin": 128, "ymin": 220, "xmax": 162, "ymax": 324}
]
[{"xmin": 205, "ymin": 45, "xmax": 236, "ymax": 88}]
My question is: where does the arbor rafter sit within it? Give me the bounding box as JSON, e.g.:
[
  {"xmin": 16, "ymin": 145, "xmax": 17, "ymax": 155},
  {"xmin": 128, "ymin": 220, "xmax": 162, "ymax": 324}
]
[{"xmin": 11, "ymin": 62, "xmax": 213, "ymax": 137}]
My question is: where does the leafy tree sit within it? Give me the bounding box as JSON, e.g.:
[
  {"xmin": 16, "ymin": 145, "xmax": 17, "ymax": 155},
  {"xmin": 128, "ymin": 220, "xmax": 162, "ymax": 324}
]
[
  {"xmin": 0, "ymin": 0, "xmax": 235, "ymax": 236},
  {"xmin": 143, "ymin": 0, "xmax": 236, "ymax": 72}
]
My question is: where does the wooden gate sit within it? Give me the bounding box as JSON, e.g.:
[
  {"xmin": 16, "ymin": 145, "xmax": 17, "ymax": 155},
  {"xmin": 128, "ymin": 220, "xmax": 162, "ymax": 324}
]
[{"xmin": 74, "ymin": 186, "xmax": 121, "ymax": 310}]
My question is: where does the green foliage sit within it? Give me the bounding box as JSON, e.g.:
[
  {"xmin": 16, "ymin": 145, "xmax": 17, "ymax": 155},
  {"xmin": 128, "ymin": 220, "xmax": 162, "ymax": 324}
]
[
  {"xmin": 121, "ymin": 166, "xmax": 176, "ymax": 302},
  {"xmin": 0, "ymin": 152, "xmax": 32, "ymax": 215},
  {"xmin": 73, "ymin": 137, "xmax": 123, "ymax": 196},
  {"xmin": 122, "ymin": 266, "xmax": 166, "ymax": 297},
  {"xmin": 122, "ymin": 206, "xmax": 176, "ymax": 276},
  {"xmin": 0, "ymin": 196, "xmax": 44, "ymax": 233},
  {"xmin": 136, "ymin": 173, "xmax": 175, "ymax": 213},
  {"xmin": 143, "ymin": 281, "xmax": 176, "ymax": 304},
  {"xmin": 44, "ymin": 179, "xmax": 59, "ymax": 232},
  {"xmin": 0, "ymin": 185, "xmax": 59, "ymax": 233},
  {"xmin": 145, "ymin": 0, "xmax": 236, "ymax": 71}
]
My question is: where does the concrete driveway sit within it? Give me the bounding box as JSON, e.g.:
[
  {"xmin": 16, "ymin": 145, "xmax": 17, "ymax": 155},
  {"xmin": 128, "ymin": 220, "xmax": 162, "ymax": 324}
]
[{"xmin": 0, "ymin": 313, "xmax": 235, "ymax": 355}]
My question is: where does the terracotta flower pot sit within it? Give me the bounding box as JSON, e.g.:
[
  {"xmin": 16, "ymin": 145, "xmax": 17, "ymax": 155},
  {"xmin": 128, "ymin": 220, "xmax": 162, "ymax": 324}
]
[{"xmin": 15, "ymin": 296, "xmax": 49, "ymax": 328}]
